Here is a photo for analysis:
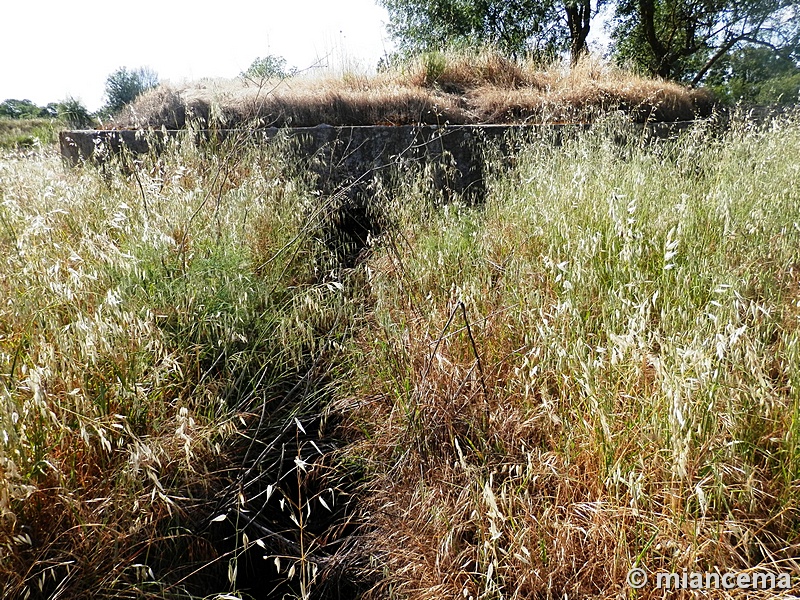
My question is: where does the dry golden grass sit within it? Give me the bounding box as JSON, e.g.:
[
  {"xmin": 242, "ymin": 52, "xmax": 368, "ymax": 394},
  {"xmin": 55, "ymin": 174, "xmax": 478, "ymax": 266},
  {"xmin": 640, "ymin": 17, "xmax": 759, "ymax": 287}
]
[
  {"xmin": 335, "ymin": 116, "xmax": 800, "ymax": 599},
  {"xmin": 110, "ymin": 53, "xmax": 715, "ymax": 130},
  {"xmin": 10, "ymin": 106, "xmax": 796, "ymax": 599},
  {"xmin": 0, "ymin": 139, "xmax": 360, "ymax": 598}
]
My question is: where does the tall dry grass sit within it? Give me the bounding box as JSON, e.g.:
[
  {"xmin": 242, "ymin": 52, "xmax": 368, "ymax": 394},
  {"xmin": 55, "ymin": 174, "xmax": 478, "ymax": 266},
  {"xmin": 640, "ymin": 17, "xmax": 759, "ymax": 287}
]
[
  {"xmin": 0, "ymin": 135, "xmax": 366, "ymax": 598},
  {"xmin": 4, "ymin": 108, "xmax": 798, "ymax": 600},
  {"xmin": 110, "ymin": 52, "xmax": 714, "ymax": 130},
  {"xmin": 338, "ymin": 114, "xmax": 800, "ymax": 599}
]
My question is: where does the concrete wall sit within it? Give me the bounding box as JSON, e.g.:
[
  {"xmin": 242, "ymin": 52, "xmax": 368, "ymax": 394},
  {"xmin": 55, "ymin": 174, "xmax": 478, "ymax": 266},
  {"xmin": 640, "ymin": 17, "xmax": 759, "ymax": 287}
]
[
  {"xmin": 59, "ymin": 122, "xmax": 695, "ymax": 200},
  {"xmin": 59, "ymin": 122, "xmax": 698, "ymax": 268}
]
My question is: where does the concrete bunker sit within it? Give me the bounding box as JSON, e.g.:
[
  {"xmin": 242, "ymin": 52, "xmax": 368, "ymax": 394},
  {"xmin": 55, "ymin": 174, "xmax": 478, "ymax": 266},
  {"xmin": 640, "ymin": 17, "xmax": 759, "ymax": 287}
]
[{"xmin": 60, "ymin": 122, "xmax": 695, "ymax": 267}]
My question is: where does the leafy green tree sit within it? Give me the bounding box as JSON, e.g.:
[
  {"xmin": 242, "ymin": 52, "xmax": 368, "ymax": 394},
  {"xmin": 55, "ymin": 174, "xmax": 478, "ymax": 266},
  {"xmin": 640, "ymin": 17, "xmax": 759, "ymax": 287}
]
[
  {"xmin": 103, "ymin": 66, "xmax": 159, "ymax": 115},
  {"xmin": 754, "ymin": 69, "xmax": 800, "ymax": 102},
  {"xmin": 378, "ymin": 0, "xmax": 598, "ymax": 62},
  {"xmin": 0, "ymin": 99, "xmax": 48, "ymax": 119},
  {"xmin": 612, "ymin": 0, "xmax": 800, "ymax": 84},
  {"xmin": 705, "ymin": 45, "xmax": 800, "ymax": 103},
  {"xmin": 240, "ymin": 55, "xmax": 297, "ymax": 83}
]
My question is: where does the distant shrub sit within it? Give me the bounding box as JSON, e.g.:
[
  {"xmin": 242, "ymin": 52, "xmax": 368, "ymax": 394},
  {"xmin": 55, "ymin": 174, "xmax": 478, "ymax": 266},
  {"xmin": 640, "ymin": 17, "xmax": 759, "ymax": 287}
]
[
  {"xmin": 240, "ymin": 55, "xmax": 297, "ymax": 84},
  {"xmin": 57, "ymin": 97, "xmax": 94, "ymax": 129},
  {"xmin": 102, "ymin": 66, "xmax": 159, "ymax": 115}
]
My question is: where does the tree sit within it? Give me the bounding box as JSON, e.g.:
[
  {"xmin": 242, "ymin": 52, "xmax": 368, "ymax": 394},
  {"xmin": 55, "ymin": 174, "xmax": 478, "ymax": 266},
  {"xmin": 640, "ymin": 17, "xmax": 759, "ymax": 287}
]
[
  {"xmin": 378, "ymin": 0, "xmax": 598, "ymax": 63},
  {"xmin": 42, "ymin": 103, "xmax": 60, "ymax": 119},
  {"xmin": 103, "ymin": 66, "xmax": 159, "ymax": 115},
  {"xmin": 0, "ymin": 99, "xmax": 48, "ymax": 119},
  {"xmin": 240, "ymin": 55, "xmax": 296, "ymax": 83},
  {"xmin": 705, "ymin": 45, "xmax": 800, "ymax": 102},
  {"xmin": 612, "ymin": 0, "xmax": 800, "ymax": 84},
  {"xmin": 565, "ymin": 0, "xmax": 594, "ymax": 62}
]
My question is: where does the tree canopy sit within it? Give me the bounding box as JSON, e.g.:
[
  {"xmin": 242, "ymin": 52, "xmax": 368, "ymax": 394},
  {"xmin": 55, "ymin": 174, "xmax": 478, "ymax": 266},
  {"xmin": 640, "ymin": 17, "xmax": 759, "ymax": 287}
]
[
  {"xmin": 380, "ymin": 0, "xmax": 800, "ymax": 89},
  {"xmin": 379, "ymin": 0, "xmax": 567, "ymax": 59},
  {"xmin": 612, "ymin": 0, "xmax": 800, "ymax": 83},
  {"xmin": 705, "ymin": 45, "xmax": 800, "ymax": 102},
  {"xmin": 379, "ymin": 0, "xmax": 610, "ymax": 63},
  {"xmin": 103, "ymin": 66, "xmax": 159, "ymax": 115},
  {"xmin": 240, "ymin": 55, "xmax": 297, "ymax": 84},
  {"xmin": 0, "ymin": 99, "xmax": 56, "ymax": 119}
]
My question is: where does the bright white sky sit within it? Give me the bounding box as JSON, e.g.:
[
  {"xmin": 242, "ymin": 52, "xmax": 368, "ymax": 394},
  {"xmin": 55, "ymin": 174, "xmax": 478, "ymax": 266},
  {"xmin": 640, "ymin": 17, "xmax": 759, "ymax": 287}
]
[{"xmin": 1, "ymin": 0, "xmax": 394, "ymax": 112}]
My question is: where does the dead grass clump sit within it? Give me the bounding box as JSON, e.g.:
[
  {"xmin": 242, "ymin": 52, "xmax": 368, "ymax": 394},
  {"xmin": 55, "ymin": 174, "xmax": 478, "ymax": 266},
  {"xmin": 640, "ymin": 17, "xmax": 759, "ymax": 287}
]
[
  {"xmin": 1, "ymin": 432, "xmax": 222, "ymax": 597},
  {"xmin": 113, "ymin": 84, "xmax": 187, "ymax": 130},
  {"xmin": 469, "ymin": 58, "xmax": 716, "ymax": 123},
  {"xmin": 113, "ymin": 78, "xmax": 470, "ymax": 129},
  {"xmin": 242, "ymin": 85, "xmax": 469, "ymax": 127},
  {"xmin": 340, "ymin": 304, "xmax": 637, "ymax": 599},
  {"xmin": 405, "ymin": 50, "xmax": 531, "ymax": 93},
  {"xmin": 109, "ymin": 53, "xmax": 715, "ymax": 130},
  {"xmin": 339, "ymin": 280, "xmax": 630, "ymax": 598}
]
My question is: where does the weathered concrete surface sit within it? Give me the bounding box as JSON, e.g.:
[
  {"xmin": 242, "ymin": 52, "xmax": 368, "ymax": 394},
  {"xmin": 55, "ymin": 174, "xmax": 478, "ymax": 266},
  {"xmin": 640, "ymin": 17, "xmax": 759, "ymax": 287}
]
[{"xmin": 59, "ymin": 122, "xmax": 695, "ymax": 199}]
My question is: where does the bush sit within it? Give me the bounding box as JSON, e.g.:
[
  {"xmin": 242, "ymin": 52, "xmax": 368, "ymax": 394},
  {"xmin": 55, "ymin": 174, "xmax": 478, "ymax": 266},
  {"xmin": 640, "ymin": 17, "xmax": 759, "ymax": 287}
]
[
  {"xmin": 240, "ymin": 54, "xmax": 296, "ymax": 84},
  {"xmin": 57, "ymin": 97, "xmax": 94, "ymax": 129},
  {"xmin": 103, "ymin": 66, "xmax": 159, "ymax": 115}
]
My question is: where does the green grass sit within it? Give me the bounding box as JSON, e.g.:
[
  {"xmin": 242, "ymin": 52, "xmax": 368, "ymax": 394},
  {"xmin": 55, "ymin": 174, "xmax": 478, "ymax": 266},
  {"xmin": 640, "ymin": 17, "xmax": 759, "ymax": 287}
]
[
  {"xmin": 0, "ymin": 118, "xmax": 62, "ymax": 149},
  {"xmin": 1, "ymin": 115, "xmax": 799, "ymax": 599}
]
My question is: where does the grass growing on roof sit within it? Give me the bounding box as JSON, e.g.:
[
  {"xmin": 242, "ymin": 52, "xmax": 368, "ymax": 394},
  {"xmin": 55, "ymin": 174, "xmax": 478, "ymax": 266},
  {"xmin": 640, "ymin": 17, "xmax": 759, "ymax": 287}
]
[{"xmin": 112, "ymin": 52, "xmax": 715, "ymax": 130}]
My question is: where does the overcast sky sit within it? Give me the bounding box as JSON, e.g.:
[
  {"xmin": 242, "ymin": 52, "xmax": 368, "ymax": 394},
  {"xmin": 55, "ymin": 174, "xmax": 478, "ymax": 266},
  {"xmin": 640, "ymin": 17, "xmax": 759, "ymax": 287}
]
[{"xmin": 1, "ymin": 0, "xmax": 393, "ymax": 111}]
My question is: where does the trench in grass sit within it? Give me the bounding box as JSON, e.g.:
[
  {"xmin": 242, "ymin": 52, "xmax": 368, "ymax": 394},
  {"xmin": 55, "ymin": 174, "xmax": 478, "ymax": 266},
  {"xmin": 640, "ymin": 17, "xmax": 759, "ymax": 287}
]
[{"xmin": 1, "ymin": 113, "xmax": 799, "ymax": 599}]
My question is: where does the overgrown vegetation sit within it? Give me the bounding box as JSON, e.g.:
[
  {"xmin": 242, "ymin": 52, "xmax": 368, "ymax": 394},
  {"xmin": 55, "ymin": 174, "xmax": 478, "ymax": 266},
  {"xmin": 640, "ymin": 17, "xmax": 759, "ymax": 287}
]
[
  {"xmin": 380, "ymin": 0, "xmax": 800, "ymax": 90},
  {"xmin": 1, "ymin": 113, "xmax": 799, "ymax": 599},
  {"xmin": 0, "ymin": 135, "xmax": 368, "ymax": 598},
  {"xmin": 0, "ymin": 119, "xmax": 60, "ymax": 149},
  {"xmin": 339, "ymin": 112, "xmax": 800, "ymax": 598},
  {"xmin": 0, "ymin": 97, "xmax": 93, "ymax": 149},
  {"xmin": 112, "ymin": 53, "xmax": 715, "ymax": 130}
]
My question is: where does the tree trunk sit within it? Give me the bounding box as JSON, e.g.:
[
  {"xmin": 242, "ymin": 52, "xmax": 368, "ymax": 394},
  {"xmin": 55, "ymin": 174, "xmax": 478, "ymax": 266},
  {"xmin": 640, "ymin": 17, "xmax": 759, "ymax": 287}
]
[
  {"xmin": 566, "ymin": 0, "xmax": 592, "ymax": 64},
  {"xmin": 638, "ymin": 0, "xmax": 674, "ymax": 77}
]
